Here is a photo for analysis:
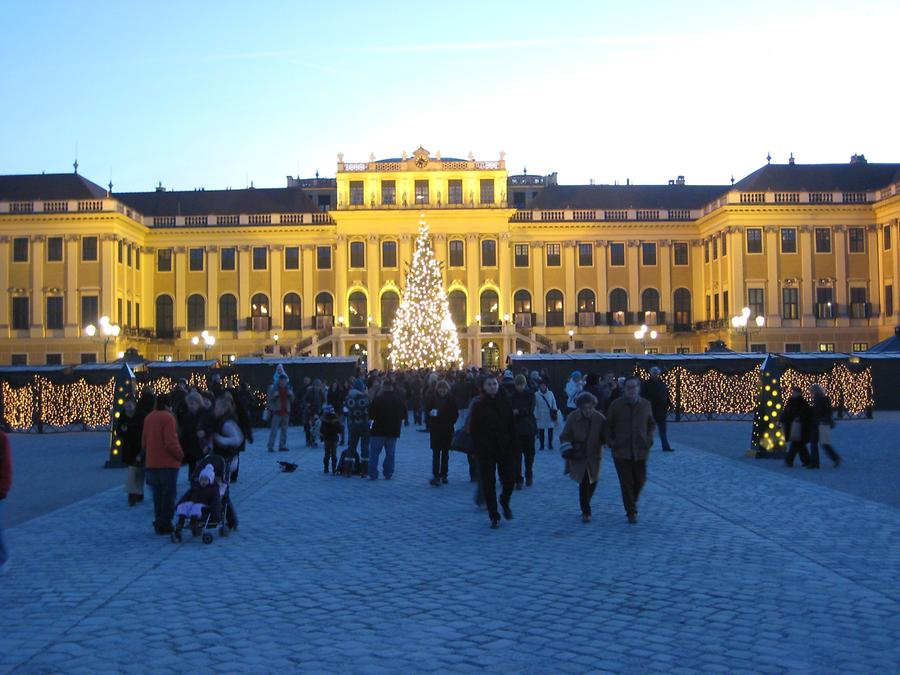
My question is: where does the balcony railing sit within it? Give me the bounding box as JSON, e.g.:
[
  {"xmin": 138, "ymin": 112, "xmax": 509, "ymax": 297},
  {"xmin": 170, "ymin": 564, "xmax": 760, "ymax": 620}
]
[
  {"xmin": 249, "ymin": 316, "xmax": 271, "ymax": 332},
  {"xmin": 695, "ymin": 319, "xmax": 727, "ymax": 331},
  {"xmin": 815, "ymin": 303, "xmax": 836, "ymax": 320}
]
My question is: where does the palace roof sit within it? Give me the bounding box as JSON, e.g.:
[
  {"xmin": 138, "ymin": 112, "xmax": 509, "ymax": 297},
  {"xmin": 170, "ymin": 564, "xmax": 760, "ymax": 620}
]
[
  {"xmin": 114, "ymin": 186, "xmax": 320, "ymax": 216},
  {"xmin": 733, "ymin": 162, "xmax": 900, "ymax": 192},
  {"xmin": 0, "ymin": 173, "xmax": 107, "ymax": 201},
  {"xmin": 529, "ymin": 184, "xmax": 728, "ymax": 211}
]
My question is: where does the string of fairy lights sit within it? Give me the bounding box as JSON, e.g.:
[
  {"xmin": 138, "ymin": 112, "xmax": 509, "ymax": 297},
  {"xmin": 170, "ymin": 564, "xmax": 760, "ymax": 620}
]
[{"xmin": 388, "ymin": 219, "xmax": 463, "ymax": 370}]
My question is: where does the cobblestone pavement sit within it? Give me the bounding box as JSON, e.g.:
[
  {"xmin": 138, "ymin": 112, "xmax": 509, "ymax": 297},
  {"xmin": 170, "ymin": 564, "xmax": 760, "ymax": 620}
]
[{"xmin": 1, "ymin": 423, "xmax": 898, "ymax": 674}]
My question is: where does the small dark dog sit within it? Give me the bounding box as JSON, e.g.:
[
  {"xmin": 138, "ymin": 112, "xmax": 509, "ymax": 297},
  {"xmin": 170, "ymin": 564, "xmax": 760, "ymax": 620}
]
[{"xmin": 278, "ymin": 461, "xmax": 298, "ymax": 473}]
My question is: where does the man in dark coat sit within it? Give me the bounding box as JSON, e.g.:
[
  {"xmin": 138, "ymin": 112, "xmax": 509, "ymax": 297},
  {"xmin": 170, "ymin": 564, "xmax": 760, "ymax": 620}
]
[
  {"xmin": 469, "ymin": 376, "xmax": 517, "ymax": 528},
  {"xmin": 367, "ymin": 380, "xmax": 407, "ymax": 480},
  {"xmin": 606, "ymin": 377, "xmax": 656, "ymax": 524},
  {"xmin": 641, "ymin": 367, "xmax": 673, "ymax": 452}
]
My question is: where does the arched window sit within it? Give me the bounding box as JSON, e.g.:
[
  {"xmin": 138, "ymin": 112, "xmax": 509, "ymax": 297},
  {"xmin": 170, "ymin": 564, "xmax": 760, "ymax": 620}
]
[
  {"xmin": 186, "ymin": 294, "xmax": 205, "ymax": 332},
  {"xmin": 577, "ymin": 289, "xmax": 596, "ymax": 312},
  {"xmin": 218, "ymin": 294, "xmax": 237, "ymax": 332},
  {"xmin": 283, "ymin": 293, "xmax": 302, "ymax": 330},
  {"xmin": 155, "ymin": 295, "xmax": 174, "ymax": 338},
  {"xmin": 546, "ymin": 290, "xmax": 564, "ymax": 327},
  {"xmin": 251, "ymin": 293, "xmax": 269, "ymax": 318},
  {"xmin": 513, "ymin": 289, "xmax": 532, "ymax": 314},
  {"xmin": 348, "ymin": 291, "xmax": 367, "ymax": 328},
  {"xmin": 609, "ymin": 288, "xmax": 628, "ymax": 326},
  {"xmin": 674, "ymin": 288, "xmax": 692, "ymax": 328},
  {"xmin": 641, "ymin": 288, "xmax": 660, "ymax": 312},
  {"xmin": 448, "ymin": 290, "xmax": 467, "ymax": 327},
  {"xmin": 315, "ymin": 292, "xmax": 333, "ymax": 317},
  {"xmin": 480, "ymin": 289, "xmax": 499, "ymax": 325},
  {"xmin": 381, "ymin": 291, "xmax": 399, "ymax": 329}
]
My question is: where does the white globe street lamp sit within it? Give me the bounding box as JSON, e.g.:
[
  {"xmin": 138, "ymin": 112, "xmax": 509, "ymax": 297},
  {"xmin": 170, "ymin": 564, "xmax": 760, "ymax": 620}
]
[{"xmin": 83, "ymin": 316, "xmax": 121, "ymax": 362}]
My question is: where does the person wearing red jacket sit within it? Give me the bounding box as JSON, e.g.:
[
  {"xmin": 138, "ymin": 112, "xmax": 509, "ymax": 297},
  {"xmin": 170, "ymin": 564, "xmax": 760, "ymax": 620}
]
[
  {"xmin": 141, "ymin": 393, "xmax": 184, "ymax": 534},
  {"xmin": 0, "ymin": 430, "xmax": 11, "ymax": 574}
]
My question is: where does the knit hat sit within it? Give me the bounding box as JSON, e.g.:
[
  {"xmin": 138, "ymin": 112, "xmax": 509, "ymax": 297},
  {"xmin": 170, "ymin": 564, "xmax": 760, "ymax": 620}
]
[
  {"xmin": 502, "ymin": 369, "xmax": 514, "ymax": 381},
  {"xmin": 199, "ymin": 464, "xmax": 215, "ymax": 484},
  {"xmin": 514, "ymin": 374, "xmax": 527, "ymax": 387}
]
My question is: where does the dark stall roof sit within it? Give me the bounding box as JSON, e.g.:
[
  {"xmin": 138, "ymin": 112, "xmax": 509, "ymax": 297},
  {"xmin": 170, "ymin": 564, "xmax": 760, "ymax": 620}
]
[
  {"xmin": 0, "ymin": 173, "xmax": 107, "ymax": 201},
  {"xmin": 733, "ymin": 163, "xmax": 900, "ymax": 193},
  {"xmin": 529, "ymin": 183, "xmax": 728, "ymax": 211},
  {"xmin": 115, "ymin": 186, "xmax": 320, "ymax": 217},
  {"xmin": 866, "ymin": 326, "xmax": 900, "ymax": 353}
]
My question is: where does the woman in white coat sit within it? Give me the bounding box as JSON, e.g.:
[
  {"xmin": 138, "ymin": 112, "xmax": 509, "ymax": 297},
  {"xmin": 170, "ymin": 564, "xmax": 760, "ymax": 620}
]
[{"xmin": 533, "ymin": 380, "xmax": 559, "ymax": 450}]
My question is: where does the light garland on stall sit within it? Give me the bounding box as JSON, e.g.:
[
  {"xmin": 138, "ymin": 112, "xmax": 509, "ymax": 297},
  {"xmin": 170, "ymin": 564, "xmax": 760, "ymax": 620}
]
[{"xmin": 388, "ymin": 219, "xmax": 463, "ymax": 370}]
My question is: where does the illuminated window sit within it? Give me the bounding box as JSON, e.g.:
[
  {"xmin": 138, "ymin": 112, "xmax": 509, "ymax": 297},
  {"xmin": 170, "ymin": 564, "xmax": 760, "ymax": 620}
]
[
  {"xmin": 513, "ymin": 290, "xmax": 532, "ymax": 314},
  {"xmin": 349, "ymin": 181, "xmax": 364, "ymax": 206},
  {"xmin": 577, "ymin": 289, "xmax": 595, "ymax": 313},
  {"xmin": 673, "ymin": 288, "xmax": 692, "ymax": 328},
  {"xmin": 818, "ymin": 342, "xmax": 835, "ymax": 353},
  {"xmin": 546, "ymin": 243, "xmax": 561, "ymax": 267},
  {"xmin": 815, "ymin": 288, "xmax": 834, "ymax": 318},
  {"xmin": 415, "ymin": 180, "xmax": 429, "ymax": 205},
  {"xmin": 514, "ymin": 244, "xmax": 529, "ymax": 268},
  {"xmin": 852, "ymin": 342, "xmax": 869, "ymax": 352},
  {"xmin": 480, "ymin": 289, "xmax": 500, "ymax": 325},
  {"xmin": 315, "ymin": 292, "xmax": 333, "ymax": 317},
  {"xmin": 782, "ymin": 288, "xmax": 799, "ymax": 319},
  {"xmin": 285, "ymin": 246, "xmax": 299, "ymax": 270},
  {"xmin": 348, "ymin": 291, "xmax": 367, "ymax": 328},
  {"xmin": 545, "ymin": 290, "xmax": 564, "ymax": 327},
  {"xmin": 676, "ymin": 347, "xmax": 691, "ymax": 354},
  {"xmin": 283, "ymin": 294, "xmax": 302, "ymax": 330}
]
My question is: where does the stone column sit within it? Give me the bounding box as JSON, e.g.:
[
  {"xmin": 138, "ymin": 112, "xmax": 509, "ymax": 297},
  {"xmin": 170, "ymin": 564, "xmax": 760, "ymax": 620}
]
[
  {"xmin": 595, "ymin": 240, "xmax": 608, "ymax": 318},
  {"xmin": 366, "ymin": 234, "xmax": 380, "ymax": 308},
  {"xmin": 465, "ymin": 234, "xmax": 480, "ymax": 325},
  {"xmin": 499, "ymin": 233, "xmax": 512, "ymax": 318},
  {"xmin": 563, "ymin": 240, "xmax": 576, "ymax": 325},
  {"xmin": 64, "ymin": 235, "xmax": 79, "ymax": 336},
  {"xmin": 799, "ymin": 226, "xmax": 814, "ymax": 327},
  {"xmin": 301, "ymin": 245, "xmax": 315, "ymax": 330},
  {"xmin": 0, "ymin": 237, "xmax": 9, "ymax": 330},
  {"xmin": 174, "ymin": 246, "xmax": 187, "ymax": 332},
  {"xmin": 238, "ymin": 245, "xmax": 251, "ymax": 337},
  {"xmin": 690, "ymin": 240, "xmax": 704, "ymax": 325},
  {"xmin": 30, "ymin": 235, "xmax": 45, "ymax": 335},
  {"xmin": 728, "ymin": 228, "xmax": 744, "ymax": 314},
  {"xmin": 432, "ymin": 233, "xmax": 447, "ymax": 286},
  {"xmin": 207, "ymin": 246, "xmax": 219, "ymax": 330},
  {"xmin": 833, "ymin": 226, "xmax": 848, "ymax": 326},
  {"xmin": 659, "ymin": 239, "xmax": 672, "ymax": 316},
  {"xmin": 335, "ymin": 235, "xmax": 348, "ymax": 324},
  {"xmin": 141, "ymin": 247, "xmax": 155, "ymax": 330},
  {"xmin": 626, "ymin": 241, "xmax": 640, "ymax": 313},
  {"xmin": 100, "ymin": 235, "xmax": 117, "ymax": 320},
  {"xmin": 764, "ymin": 226, "xmax": 781, "ymax": 327},
  {"xmin": 531, "ymin": 241, "xmax": 544, "ymax": 325},
  {"xmin": 270, "ymin": 245, "xmax": 283, "ymax": 332}
]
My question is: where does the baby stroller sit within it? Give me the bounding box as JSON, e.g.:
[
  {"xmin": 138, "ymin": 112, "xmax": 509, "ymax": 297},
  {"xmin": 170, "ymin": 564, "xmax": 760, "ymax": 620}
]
[{"xmin": 171, "ymin": 454, "xmax": 236, "ymax": 545}]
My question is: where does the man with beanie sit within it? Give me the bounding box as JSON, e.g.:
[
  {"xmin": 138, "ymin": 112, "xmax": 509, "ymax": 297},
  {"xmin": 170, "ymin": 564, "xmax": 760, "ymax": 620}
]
[
  {"xmin": 0, "ymin": 430, "xmax": 12, "ymax": 574},
  {"xmin": 367, "ymin": 380, "xmax": 406, "ymax": 480}
]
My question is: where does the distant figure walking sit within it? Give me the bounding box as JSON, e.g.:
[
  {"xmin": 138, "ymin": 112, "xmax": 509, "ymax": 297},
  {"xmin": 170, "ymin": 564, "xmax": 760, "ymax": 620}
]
[
  {"xmin": 809, "ymin": 383, "xmax": 841, "ymax": 468},
  {"xmin": 470, "ymin": 376, "xmax": 517, "ymax": 529},
  {"xmin": 510, "ymin": 375, "xmax": 537, "ymax": 488},
  {"xmin": 0, "ymin": 429, "xmax": 12, "ymax": 574},
  {"xmin": 559, "ymin": 392, "xmax": 605, "ymax": 523},
  {"xmin": 641, "ymin": 367, "xmax": 673, "ymax": 452},
  {"xmin": 427, "ymin": 380, "xmax": 458, "ymax": 486},
  {"xmin": 266, "ymin": 374, "xmax": 294, "ymax": 452},
  {"xmin": 606, "ymin": 378, "xmax": 656, "ymax": 524},
  {"xmin": 564, "ymin": 371, "xmax": 583, "ymax": 418},
  {"xmin": 534, "ymin": 380, "xmax": 558, "ymax": 451},
  {"xmin": 781, "ymin": 386, "xmax": 812, "ymax": 468},
  {"xmin": 367, "ymin": 380, "xmax": 406, "ymax": 480}
]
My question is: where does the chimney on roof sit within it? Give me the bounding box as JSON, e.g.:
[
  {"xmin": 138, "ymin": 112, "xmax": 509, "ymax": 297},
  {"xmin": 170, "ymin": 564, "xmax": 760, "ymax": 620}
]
[
  {"xmin": 788, "ymin": 153, "xmax": 795, "ymax": 166},
  {"xmin": 668, "ymin": 179, "xmax": 675, "ymax": 185},
  {"xmin": 850, "ymin": 154, "xmax": 868, "ymax": 165},
  {"xmin": 156, "ymin": 182, "xmax": 165, "ymax": 192},
  {"xmin": 676, "ymin": 175, "xmax": 685, "ymax": 186},
  {"xmin": 626, "ymin": 178, "xmax": 630, "ymax": 186}
]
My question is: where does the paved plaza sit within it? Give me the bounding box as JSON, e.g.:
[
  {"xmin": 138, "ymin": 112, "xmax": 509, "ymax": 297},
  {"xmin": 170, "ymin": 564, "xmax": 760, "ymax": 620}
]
[{"xmin": 1, "ymin": 417, "xmax": 899, "ymax": 674}]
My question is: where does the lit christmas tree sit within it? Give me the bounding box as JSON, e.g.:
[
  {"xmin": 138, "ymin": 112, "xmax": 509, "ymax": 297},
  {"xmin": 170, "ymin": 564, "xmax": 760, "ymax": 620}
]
[
  {"xmin": 389, "ymin": 218, "xmax": 463, "ymax": 370},
  {"xmin": 107, "ymin": 361, "xmax": 136, "ymax": 467},
  {"xmin": 751, "ymin": 354, "xmax": 786, "ymax": 458}
]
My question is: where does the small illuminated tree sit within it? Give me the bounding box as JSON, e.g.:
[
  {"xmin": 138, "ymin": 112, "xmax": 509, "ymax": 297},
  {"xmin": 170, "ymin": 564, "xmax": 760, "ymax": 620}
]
[
  {"xmin": 751, "ymin": 354, "xmax": 786, "ymax": 458},
  {"xmin": 389, "ymin": 217, "xmax": 463, "ymax": 370},
  {"xmin": 107, "ymin": 361, "xmax": 136, "ymax": 468}
]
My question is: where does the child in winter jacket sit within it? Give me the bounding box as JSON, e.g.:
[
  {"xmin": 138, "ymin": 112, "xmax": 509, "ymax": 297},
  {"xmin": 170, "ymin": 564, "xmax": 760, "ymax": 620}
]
[
  {"xmin": 173, "ymin": 464, "xmax": 221, "ymax": 540},
  {"xmin": 319, "ymin": 405, "xmax": 343, "ymax": 474}
]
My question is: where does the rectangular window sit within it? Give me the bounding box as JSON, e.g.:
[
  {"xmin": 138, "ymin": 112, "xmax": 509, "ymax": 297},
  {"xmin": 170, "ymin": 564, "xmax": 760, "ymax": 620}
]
[
  {"xmin": 117, "ymin": 239, "xmax": 123, "ymax": 263},
  {"xmin": 349, "ymin": 180, "xmax": 364, "ymax": 206},
  {"xmin": 11, "ymin": 297, "xmax": 29, "ymax": 329},
  {"xmin": 449, "ymin": 240, "xmax": 464, "ymax": 267},
  {"xmin": 81, "ymin": 295, "xmax": 99, "ymax": 327},
  {"xmin": 704, "ymin": 241, "xmax": 709, "ymax": 262},
  {"xmin": 750, "ymin": 343, "xmax": 767, "ymax": 354},
  {"xmin": 46, "ymin": 297, "xmax": 63, "ymax": 329},
  {"xmin": 349, "ymin": 241, "xmax": 365, "ymax": 268},
  {"xmin": 127, "ymin": 300, "xmax": 132, "ymax": 327},
  {"xmin": 850, "ymin": 287, "xmax": 868, "ymax": 318},
  {"xmin": 11, "ymin": 354, "xmax": 27, "ymax": 365},
  {"xmin": 852, "ymin": 342, "xmax": 869, "ymax": 352},
  {"xmin": 723, "ymin": 290, "xmax": 729, "ymax": 317},
  {"xmin": 673, "ymin": 242, "xmax": 688, "ymax": 265},
  {"xmin": 546, "ymin": 243, "xmax": 561, "ymax": 267},
  {"xmin": 284, "ymin": 246, "xmax": 299, "ymax": 270},
  {"xmin": 818, "ymin": 342, "xmax": 835, "ymax": 353},
  {"xmin": 748, "ymin": 288, "xmax": 765, "ymax": 317},
  {"xmin": 45, "ymin": 353, "xmax": 62, "ymax": 366},
  {"xmin": 610, "ymin": 242, "xmax": 625, "ymax": 266},
  {"xmin": 82, "ymin": 236, "xmax": 98, "ymax": 261},
  {"xmin": 252, "ymin": 246, "xmax": 267, "ymax": 270},
  {"xmin": 481, "ymin": 239, "xmax": 497, "ymax": 267},
  {"xmin": 578, "ymin": 242, "xmax": 593, "ymax": 267},
  {"xmin": 885, "ymin": 224, "xmax": 892, "ymax": 251},
  {"xmin": 848, "ymin": 227, "xmax": 865, "ymax": 253},
  {"xmin": 189, "ymin": 247, "xmax": 204, "ymax": 271},
  {"xmin": 317, "ymin": 245, "xmax": 332, "ymax": 270},
  {"xmin": 414, "ymin": 180, "xmax": 429, "ymax": 205},
  {"xmin": 721, "ymin": 234, "xmax": 728, "ymax": 257},
  {"xmin": 784, "ymin": 343, "xmax": 802, "ymax": 353},
  {"xmin": 220, "ymin": 247, "xmax": 236, "ymax": 271},
  {"xmin": 12, "ymin": 237, "xmax": 28, "ymax": 262},
  {"xmin": 136, "ymin": 248, "xmax": 141, "ymax": 270},
  {"xmin": 448, "ymin": 180, "xmax": 463, "ymax": 205},
  {"xmin": 781, "ymin": 228, "xmax": 797, "ymax": 253},
  {"xmin": 705, "ymin": 294, "xmax": 711, "ymax": 320},
  {"xmin": 47, "ymin": 236, "xmax": 63, "ymax": 262},
  {"xmin": 712, "ymin": 239, "xmax": 718, "ymax": 260},
  {"xmin": 80, "ymin": 353, "xmax": 97, "ymax": 364},
  {"xmin": 815, "ymin": 287, "xmax": 834, "ymax": 318},
  {"xmin": 479, "ymin": 179, "xmax": 494, "ymax": 205},
  {"xmin": 885, "ymin": 284, "xmax": 893, "ymax": 317},
  {"xmin": 381, "ymin": 180, "xmax": 396, "ymax": 205},
  {"xmin": 117, "ymin": 298, "xmax": 123, "ymax": 325},
  {"xmin": 127, "ymin": 244, "xmax": 132, "ymax": 267},
  {"xmin": 815, "ymin": 228, "xmax": 832, "ymax": 253},
  {"xmin": 713, "ymin": 294, "xmax": 720, "ymax": 320},
  {"xmin": 382, "ymin": 241, "xmax": 397, "ymax": 268},
  {"xmin": 782, "ymin": 287, "xmax": 799, "ymax": 319},
  {"xmin": 641, "ymin": 242, "xmax": 657, "ymax": 266},
  {"xmin": 514, "ymin": 243, "xmax": 529, "ymax": 268},
  {"xmin": 746, "ymin": 228, "xmax": 763, "ymax": 254},
  {"xmin": 157, "ymin": 248, "xmax": 172, "ymax": 272}
]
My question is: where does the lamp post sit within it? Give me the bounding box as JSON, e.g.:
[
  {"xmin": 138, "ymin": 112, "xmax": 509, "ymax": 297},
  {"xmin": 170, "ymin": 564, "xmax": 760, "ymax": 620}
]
[
  {"xmin": 191, "ymin": 330, "xmax": 216, "ymax": 359},
  {"xmin": 273, "ymin": 333, "xmax": 280, "ymax": 354},
  {"xmin": 731, "ymin": 307, "xmax": 765, "ymax": 352},
  {"xmin": 633, "ymin": 324, "xmax": 658, "ymax": 353},
  {"xmin": 84, "ymin": 315, "xmax": 121, "ymax": 362}
]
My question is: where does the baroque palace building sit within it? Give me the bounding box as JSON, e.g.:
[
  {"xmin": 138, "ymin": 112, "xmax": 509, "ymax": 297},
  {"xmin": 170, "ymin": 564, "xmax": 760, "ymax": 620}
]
[{"xmin": 1, "ymin": 146, "xmax": 899, "ymax": 370}]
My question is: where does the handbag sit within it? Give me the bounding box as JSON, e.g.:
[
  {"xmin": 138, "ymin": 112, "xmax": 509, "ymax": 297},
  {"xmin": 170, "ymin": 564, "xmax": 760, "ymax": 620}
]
[
  {"xmin": 817, "ymin": 422, "xmax": 831, "ymax": 445},
  {"xmin": 789, "ymin": 420, "xmax": 802, "ymax": 442},
  {"xmin": 450, "ymin": 428, "xmax": 474, "ymax": 454},
  {"xmin": 540, "ymin": 393, "xmax": 559, "ymax": 422}
]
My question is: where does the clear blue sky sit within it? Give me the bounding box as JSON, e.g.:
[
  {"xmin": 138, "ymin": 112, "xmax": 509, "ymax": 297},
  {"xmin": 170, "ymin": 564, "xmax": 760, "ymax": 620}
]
[{"xmin": 1, "ymin": 0, "xmax": 898, "ymax": 191}]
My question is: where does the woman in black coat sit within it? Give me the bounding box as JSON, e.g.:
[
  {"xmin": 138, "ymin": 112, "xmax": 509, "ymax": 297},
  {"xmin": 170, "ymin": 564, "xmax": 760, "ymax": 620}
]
[
  {"xmin": 469, "ymin": 376, "xmax": 517, "ymax": 528},
  {"xmin": 781, "ymin": 386, "xmax": 812, "ymax": 467},
  {"xmin": 427, "ymin": 380, "xmax": 458, "ymax": 486},
  {"xmin": 510, "ymin": 375, "xmax": 537, "ymax": 489},
  {"xmin": 809, "ymin": 383, "xmax": 841, "ymax": 468}
]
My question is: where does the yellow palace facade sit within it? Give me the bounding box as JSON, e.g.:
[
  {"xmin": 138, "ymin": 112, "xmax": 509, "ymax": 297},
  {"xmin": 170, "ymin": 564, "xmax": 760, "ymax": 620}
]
[{"xmin": 1, "ymin": 147, "xmax": 899, "ymax": 370}]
